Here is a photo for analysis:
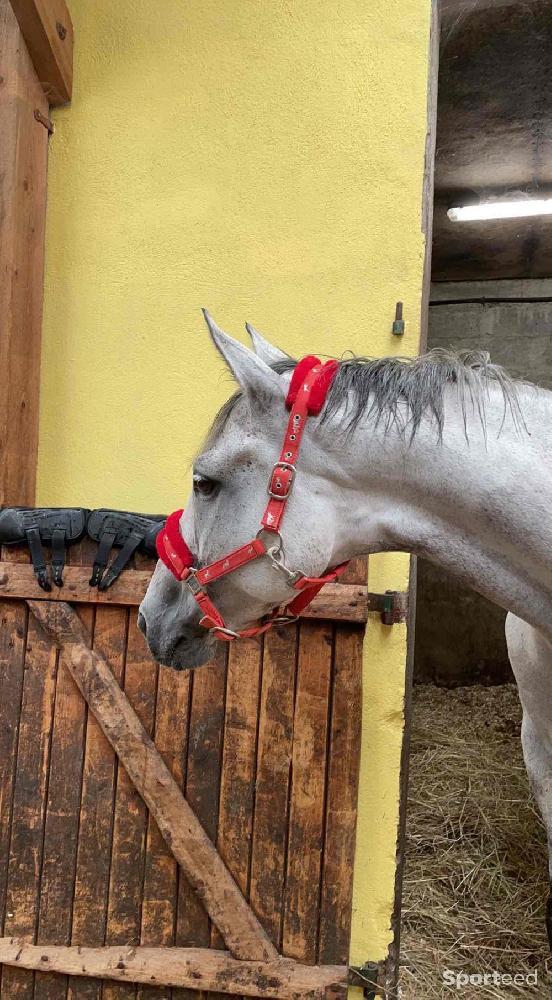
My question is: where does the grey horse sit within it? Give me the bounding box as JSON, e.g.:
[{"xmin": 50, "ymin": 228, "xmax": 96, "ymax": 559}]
[{"xmin": 140, "ymin": 313, "xmax": 552, "ymax": 945}]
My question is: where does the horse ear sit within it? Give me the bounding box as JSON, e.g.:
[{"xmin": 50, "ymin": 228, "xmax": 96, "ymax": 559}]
[
  {"xmin": 202, "ymin": 310, "xmax": 284, "ymax": 400},
  {"xmin": 245, "ymin": 323, "xmax": 290, "ymax": 366}
]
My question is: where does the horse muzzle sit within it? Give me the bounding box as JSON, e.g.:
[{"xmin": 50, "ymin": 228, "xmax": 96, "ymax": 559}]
[{"xmin": 138, "ymin": 610, "xmax": 214, "ymax": 670}]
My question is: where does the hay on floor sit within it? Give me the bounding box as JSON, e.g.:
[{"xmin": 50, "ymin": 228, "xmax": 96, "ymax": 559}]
[{"xmin": 400, "ymin": 684, "xmax": 552, "ymax": 999}]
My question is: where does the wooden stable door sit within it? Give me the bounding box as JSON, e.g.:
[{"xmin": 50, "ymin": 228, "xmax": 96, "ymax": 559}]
[{"xmin": 0, "ymin": 542, "xmax": 365, "ymax": 998}]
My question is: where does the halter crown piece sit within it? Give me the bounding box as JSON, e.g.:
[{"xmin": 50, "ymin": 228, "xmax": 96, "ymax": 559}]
[{"xmin": 156, "ymin": 356, "xmax": 349, "ymax": 641}]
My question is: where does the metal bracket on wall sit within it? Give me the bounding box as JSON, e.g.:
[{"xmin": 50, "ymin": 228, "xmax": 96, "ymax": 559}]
[
  {"xmin": 392, "ymin": 301, "xmax": 405, "ymax": 335},
  {"xmin": 367, "ymin": 590, "xmax": 408, "ymax": 626},
  {"xmin": 348, "ymin": 961, "xmax": 383, "ymax": 998}
]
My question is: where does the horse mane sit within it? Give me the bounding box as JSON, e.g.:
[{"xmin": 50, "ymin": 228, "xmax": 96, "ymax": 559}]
[
  {"xmin": 322, "ymin": 348, "xmax": 525, "ymax": 438},
  {"xmin": 206, "ymin": 348, "xmax": 525, "ymax": 446}
]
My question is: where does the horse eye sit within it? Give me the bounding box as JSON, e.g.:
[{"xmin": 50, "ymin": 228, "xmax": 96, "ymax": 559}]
[{"xmin": 193, "ymin": 475, "xmax": 217, "ymax": 498}]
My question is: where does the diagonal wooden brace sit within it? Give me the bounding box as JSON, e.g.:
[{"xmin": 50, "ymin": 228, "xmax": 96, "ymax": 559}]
[{"xmin": 27, "ymin": 600, "xmax": 278, "ymax": 964}]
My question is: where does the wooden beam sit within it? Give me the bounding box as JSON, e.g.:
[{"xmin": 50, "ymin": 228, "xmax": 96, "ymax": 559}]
[
  {"xmin": 26, "ymin": 600, "xmax": 278, "ymax": 964},
  {"xmin": 0, "ymin": 0, "xmax": 50, "ymax": 506},
  {"xmin": 0, "ymin": 564, "xmax": 369, "ymax": 622},
  {"xmin": 303, "ymin": 582, "xmax": 368, "ymax": 624},
  {"xmin": 0, "ymin": 562, "xmax": 151, "ymax": 605},
  {"xmin": 0, "ymin": 940, "xmax": 347, "ymax": 999},
  {"xmin": 9, "ymin": 0, "xmax": 73, "ymax": 105}
]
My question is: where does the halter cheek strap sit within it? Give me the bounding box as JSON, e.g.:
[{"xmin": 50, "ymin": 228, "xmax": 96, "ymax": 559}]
[{"xmin": 156, "ymin": 357, "xmax": 348, "ymax": 641}]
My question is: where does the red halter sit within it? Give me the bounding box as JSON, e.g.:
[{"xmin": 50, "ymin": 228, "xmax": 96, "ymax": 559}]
[{"xmin": 156, "ymin": 357, "xmax": 349, "ymax": 641}]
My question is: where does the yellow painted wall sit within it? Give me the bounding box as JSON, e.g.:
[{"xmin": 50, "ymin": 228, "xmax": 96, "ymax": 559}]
[{"xmin": 39, "ymin": 0, "xmax": 432, "ymax": 976}]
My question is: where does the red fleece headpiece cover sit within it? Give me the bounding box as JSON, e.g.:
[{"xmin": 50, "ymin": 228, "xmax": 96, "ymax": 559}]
[
  {"xmin": 285, "ymin": 357, "xmax": 339, "ymax": 415},
  {"xmin": 156, "ymin": 508, "xmax": 194, "ymax": 579}
]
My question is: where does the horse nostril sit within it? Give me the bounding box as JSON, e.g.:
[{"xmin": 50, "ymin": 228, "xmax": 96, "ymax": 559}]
[{"xmin": 137, "ymin": 612, "xmax": 147, "ymax": 636}]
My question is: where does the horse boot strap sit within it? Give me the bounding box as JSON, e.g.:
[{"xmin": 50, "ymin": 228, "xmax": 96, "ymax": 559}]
[
  {"xmin": 89, "ymin": 529, "xmax": 117, "ymax": 587},
  {"xmin": 98, "ymin": 530, "xmax": 144, "ymax": 591},
  {"xmin": 51, "ymin": 527, "xmax": 67, "ymax": 588},
  {"xmin": 25, "ymin": 525, "xmax": 51, "ymax": 592}
]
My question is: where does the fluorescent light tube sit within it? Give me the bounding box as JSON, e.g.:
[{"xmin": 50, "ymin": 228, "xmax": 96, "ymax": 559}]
[{"xmin": 448, "ymin": 199, "xmax": 552, "ymax": 222}]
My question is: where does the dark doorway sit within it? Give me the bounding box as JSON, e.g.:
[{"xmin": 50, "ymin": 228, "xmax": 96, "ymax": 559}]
[
  {"xmin": 415, "ymin": 0, "xmax": 552, "ymax": 688},
  {"xmin": 402, "ymin": 5, "xmax": 552, "ymax": 995}
]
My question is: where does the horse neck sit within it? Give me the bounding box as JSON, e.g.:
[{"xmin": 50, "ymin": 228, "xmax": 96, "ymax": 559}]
[{"xmin": 331, "ymin": 382, "xmax": 552, "ymax": 636}]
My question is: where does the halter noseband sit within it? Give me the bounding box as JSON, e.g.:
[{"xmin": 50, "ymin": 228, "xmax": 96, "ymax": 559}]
[{"xmin": 156, "ymin": 356, "xmax": 349, "ymax": 641}]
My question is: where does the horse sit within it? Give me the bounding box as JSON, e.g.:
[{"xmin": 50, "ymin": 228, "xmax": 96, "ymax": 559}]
[{"xmin": 139, "ymin": 311, "xmax": 552, "ymax": 945}]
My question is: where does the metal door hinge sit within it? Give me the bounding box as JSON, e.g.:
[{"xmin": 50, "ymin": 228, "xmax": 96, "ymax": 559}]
[{"xmin": 367, "ymin": 590, "xmax": 408, "ymax": 625}]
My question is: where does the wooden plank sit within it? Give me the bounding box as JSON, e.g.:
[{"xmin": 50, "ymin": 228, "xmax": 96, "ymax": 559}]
[
  {"xmin": 138, "ymin": 662, "xmax": 191, "ymax": 1000},
  {"xmin": 301, "ymin": 585, "xmax": 367, "ymax": 624},
  {"xmin": 69, "ymin": 604, "xmax": 127, "ymax": 1000},
  {"xmin": 27, "ymin": 601, "xmax": 277, "ymax": 964},
  {"xmin": 103, "ymin": 618, "xmax": 158, "ymax": 1000},
  {"xmin": 217, "ymin": 640, "xmax": 262, "ymax": 896},
  {"xmin": 66, "ymin": 552, "xmax": 101, "ymax": 1000},
  {"xmin": 282, "ymin": 623, "xmax": 333, "ymax": 964},
  {"xmin": 0, "ymin": 941, "xmax": 347, "ymax": 1000},
  {"xmin": 249, "ymin": 628, "xmax": 298, "ymax": 949},
  {"xmin": 318, "ymin": 628, "xmax": 362, "ymax": 965},
  {"xmin": 134, "ymin": 548, "xmax": 176, "ymax": 1000},
  {"xmin": 207, "ymin": 640, "xmax": 263, "ymax": 1000},
  {"xmin": 9, "ymin": 0, "xmax": 73, "ymax": 105},
  {"xmin": 339, "ymin": 558, "xmax": 367, "ymax": 586},
  {"xmin": 1, "ymin": 605, "xmax": 59, "ymax": 999},
  {"xmin": 0, "ymin": 566, "xmax": 369, "ymax": 622},
  {"xmin": 34, "ymin": 544, "xmax": 93, "ymax": 1000},
  {"xmin": 0, "ymin": 0, "xmax": 49, "ymax": 505},
  {"xmin": 174, "ymin": 646, "xmax": 227, "ymax": 1000},
  {"xmin": 0, "ymin": 549, "xmax": 28, "ymax": 940},
  {"xmin": 0, "ymin": 564, "xmax": 152, "ymax": 606}
]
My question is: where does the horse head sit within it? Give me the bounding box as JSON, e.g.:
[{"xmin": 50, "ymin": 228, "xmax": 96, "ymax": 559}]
[{"xmin": 139, "ymin": 313, "xmax": 346, "ymax": 669}]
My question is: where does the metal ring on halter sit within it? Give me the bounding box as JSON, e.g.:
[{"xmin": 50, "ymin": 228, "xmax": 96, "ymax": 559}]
[
  {"xmin": 256, "ymin": 527, "xmax": 283, "ymax": 553},
  {"xmin": 210, "ymin": 625, "xmax": 240, "ymax": 639},
  {"xmin": 270, "ymin": 613, "xmax": 299, "ymax": 626}
]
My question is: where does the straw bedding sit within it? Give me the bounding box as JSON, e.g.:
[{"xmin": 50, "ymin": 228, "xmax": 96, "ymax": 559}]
[{"xmin": 400, "ymin": 684, "xmax": 551, "ymax": 998}]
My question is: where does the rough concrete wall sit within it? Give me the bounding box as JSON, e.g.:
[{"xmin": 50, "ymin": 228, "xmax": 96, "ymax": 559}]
[{"xmin": 415, "ymin": 279, "xmax": 552, "ymax": 685}]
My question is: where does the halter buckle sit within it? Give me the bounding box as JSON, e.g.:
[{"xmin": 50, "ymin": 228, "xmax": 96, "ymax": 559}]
[
  {"xmin": 184, "ymin": 570, "xmax": 203, "ymax": 596},
  {"xmin": 267, "ymin": 461, "xmax": 296, "ymax": 500}
]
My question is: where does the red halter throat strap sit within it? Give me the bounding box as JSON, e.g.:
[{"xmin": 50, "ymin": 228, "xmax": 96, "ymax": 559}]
[{"xmin": 156, "ymin": 357, "xmax": 347, "ymax": 641}]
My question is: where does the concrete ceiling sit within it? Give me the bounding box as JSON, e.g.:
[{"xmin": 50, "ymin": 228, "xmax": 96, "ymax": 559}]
[{"xmin": 433, "ymin": 0, "xmax": 552, "ymax": 280}]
